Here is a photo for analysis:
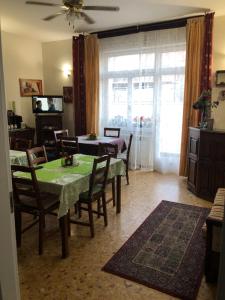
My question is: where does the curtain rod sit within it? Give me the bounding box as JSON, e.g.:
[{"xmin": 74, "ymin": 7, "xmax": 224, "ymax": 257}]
[{"xmin": 92, "ymin": 14, "xmax": 207, "ymax": 39}]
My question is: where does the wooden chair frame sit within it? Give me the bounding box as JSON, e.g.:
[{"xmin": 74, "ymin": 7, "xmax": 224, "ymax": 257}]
[
  {"xmin": 98, "ymin": 143, "xmax": 118, "ymax": 158},
  {"xmin": 104, "ymin": 127, "xmax": 120, "ymax": 138},
  {"xmin": 205, "ymin": 218, "xmax": 223, "ymax": 282},
  {"xmin": 60, "ymin": 136, "xmax": 79, "ymax": 156},
  {"xmin": 70, "ymin": 155, "xmax": 110, "ymax": 237},
  {"xmin": 98, "ymin": 143, "xmax": 118, "ymax": 207},
  {"xmin": 124, "ymin": 134, "xmax": 133, "ymax": 185},
  {"xmin": 26, "ymin": 145, "xmax": 48, "ymax": 166},
  {"xmin": 53, "ymin": 129, "xmax": 69, "ymax": 143},
  {"xmin": 11, "ymin": 164, "xmax": 59, "ymax": 255}
]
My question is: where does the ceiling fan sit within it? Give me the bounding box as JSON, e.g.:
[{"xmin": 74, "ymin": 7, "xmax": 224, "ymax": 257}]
[{"xmin": 25, "ymin": 0, "xmax": 120, "ymax": 26}]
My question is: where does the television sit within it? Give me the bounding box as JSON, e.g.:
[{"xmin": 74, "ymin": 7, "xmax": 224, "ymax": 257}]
[{"xmin": 32, "ymin": 95, "xmax": 63, "ymax": 113}]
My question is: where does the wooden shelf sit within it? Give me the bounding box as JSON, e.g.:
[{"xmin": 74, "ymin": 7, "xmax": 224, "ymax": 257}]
[
  {"xmin": 187, "ymin": 127, "xmax": 225, "ymax": 200},
  {"xmin": 36, "ymin": 115, "xmax": 63, "ymax": 146}
]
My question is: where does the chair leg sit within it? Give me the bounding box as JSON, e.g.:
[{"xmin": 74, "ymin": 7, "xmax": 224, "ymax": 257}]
[
  {"xmin": 67, "ymin": 209, "xmax": 71, "ymax": 237},
  {"xmin": 33, "ymin": 213, "xmax": 45, "ymax": 227},
  {"xmin": 88, "ymin": 202, "xmax": 94, "ymax": 238},
  {"xmin": 126, "ymin": 164, "xmax": 129, "ymax": 185},
  {"xmin": 112, "ymin": 178, "xmax": 116, "ymax": 206},
  {"xmin": 78, "ymin": 202, "xmax": 82, "ymax": 218},
  {"xmin": 102, "ymin": 194, "xmax": 108, "ymax": 227},
  {"xmin": 97, "ymin": 199, "xmax": 101, "ymax": 218},
  {"xmin": 74, "ymin": 203, "xmax": 78, "ymax": 215},
  {"xmin": 14, "ymin": 209, "xmax": 22, "ymax": 247},
  {"xmin": 38, "ymin": 214, "xmax": 44, "ymax": 255}
]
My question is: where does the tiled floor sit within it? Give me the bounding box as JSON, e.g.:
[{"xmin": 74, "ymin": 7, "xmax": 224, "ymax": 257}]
[{"xmin": 18, "ymin": 171, "xmax": 217, "ymax": 299}]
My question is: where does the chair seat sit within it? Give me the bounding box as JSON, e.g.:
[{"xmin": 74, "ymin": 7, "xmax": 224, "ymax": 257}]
[
  {"xmin": 79, "ymin": 185, "xmax": 103, "ymax": 201},
  {"xmin": 117, "ymin": 152, "xmax": 127, "ymax": 161},
  {"xmin": 17, "ymin": 192, "xmax": 59, "ymax": 211},
  {"xmin": 213, "ymin": 188, "xmax": 225, "ymax": 206},
  {"xmin": 208, "ymin": 205, "xmax": 224, "ymax": 222}
]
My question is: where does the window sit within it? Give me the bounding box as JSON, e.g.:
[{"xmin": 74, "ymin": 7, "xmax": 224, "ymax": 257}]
[{"xmin": 100, "ymin": 28, "xmax": 186, "ymax": 172}]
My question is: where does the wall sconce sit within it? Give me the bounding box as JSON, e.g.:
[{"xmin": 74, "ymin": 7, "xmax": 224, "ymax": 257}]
[{"xmin": 62, "ymin": 64, "xmax": 71, "ymax": 77}]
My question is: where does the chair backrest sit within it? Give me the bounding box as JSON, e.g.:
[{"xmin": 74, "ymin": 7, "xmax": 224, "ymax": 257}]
[
  {"xmin": 11, "ymin": 164, "xmax": 43, "ymax": 209},
  {"xmin": 10, "ymin": 137, "xmax": 32, "ymax": 151},
  {"xmin": 126, "ymin": 134, "xmax": 133, "ymax": 161},
  {"xmin": 54, "ymin": 129, "xmax": 69, "ymax": 143},
  {"xmin": 60, "ymin": 136, "xmax": 79, "ymax": 156},
  {"xmin": 26, "ymin": 146, "xmax": 48, "ymax": 166},
  {"xmin": 88, "ymin": 155, "xmax": 110, "ymax": 198},
  {"xmin": 104, "ymin": 127, "xmax": 120, "ymax": 138},
  {"xmin": 98, "ymin": 143, "xmax": 118, "ymax": 158}
]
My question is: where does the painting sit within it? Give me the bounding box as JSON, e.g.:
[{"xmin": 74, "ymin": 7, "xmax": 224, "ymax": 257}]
[
  {"xmin": 63, "ymin": 86, "xmax": 73, "ymax": 103},
  {"xmin": 19, "ymin": 79, "xmax": 43, "ymax": 97},
  {"xmin": 215, "ymin": 70, "xmax": 225, "ymax": 87}
]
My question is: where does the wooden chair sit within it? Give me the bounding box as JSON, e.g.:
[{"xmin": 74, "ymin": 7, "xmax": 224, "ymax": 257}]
[
  {"xmin": 54, "ymin": 129, "xmax": 69, "ymax": 143},
  {"xmin": 204, "ymin": 188, "xmax": 225, "ymax": 282},
  {"xmin": 98, "ymin": 143, "xmax": 118, "ymax": 158},
  {"xmin": 117, "ymin": 134, "xmax": 133, "ymax": 185},
  {"xmin": 11, "ymin": 164, "xmax": 60, "ymax": 255},
  {"xmin": 104, "ymin": 127, "xmax": 120, "ymax": 138},
  {"xmin": 98, "ymin": 143, "xmax": 118, "ymax": 207},
  {"xmin": 10, "ymin": 137, "xmax": 32, "ymax": 151},
  {"xmin": 60, "ymin": 136, "xmax": 79, "ymax": 156},
  {"xmin": 70, "ymin": 155, "xmax": 110, "ymax": 237},
  {"xmin": 26, "ymin": 145, "xmax": 48, "ymax": 166},
  {"xmin": 53, "ymin": 129, "xmax": 69, "ymax": 157}
]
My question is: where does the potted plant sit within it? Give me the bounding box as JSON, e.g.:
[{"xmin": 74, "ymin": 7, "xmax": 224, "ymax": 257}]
[{"xmin": 192, "ymin": 89, "xmax": 219, "ymax": 128}]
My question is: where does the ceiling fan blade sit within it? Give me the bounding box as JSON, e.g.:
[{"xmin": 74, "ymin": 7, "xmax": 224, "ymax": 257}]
[
  {"xmin": 80, "ymin": 12, "xmax": 95, "ymax": 24},
  {"xmin": 82, "ymin": 6, "xmax": 120, "ymax": 12},
  {"xmin": 25, "ymin": 1, "xmax": 62, "ymax": 7},
  {"xmin": 43, "ymin": 11, "xmax": 65, "ymax": 21}
]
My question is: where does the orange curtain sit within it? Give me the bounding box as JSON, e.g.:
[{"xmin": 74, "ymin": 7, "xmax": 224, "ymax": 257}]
[
  {"xmin": 179, "ymin": 17, "xmax": 205, "ymax": 176},
  {"xmin": 84, "ymin": 35, "xmax": 99, "ymax": 135}
]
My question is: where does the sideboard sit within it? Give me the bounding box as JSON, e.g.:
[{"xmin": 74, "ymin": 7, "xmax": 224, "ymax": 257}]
[
  {"xmin": 187, "ymin": 127, "xmax": 225, "ymax": 201},
  {"xmin": 8, "ymin": 128, "xmax": 35, "ymax": 146}
]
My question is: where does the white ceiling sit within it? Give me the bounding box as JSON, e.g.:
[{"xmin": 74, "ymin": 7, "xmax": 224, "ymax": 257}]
[{"xmin": 1, "ymin": 0, "xmax": 225, "ymax": 42}]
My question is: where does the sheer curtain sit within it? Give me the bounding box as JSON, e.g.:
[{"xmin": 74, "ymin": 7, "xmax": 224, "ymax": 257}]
[{"xmin": 99, "ymin": 27, "xmax": 186, "ymax": 174}]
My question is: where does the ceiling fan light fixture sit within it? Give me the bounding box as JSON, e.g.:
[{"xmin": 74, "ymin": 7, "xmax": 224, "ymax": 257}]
[
  {"xmin": 65, "ymin": 8, "xmax": 79, "ymax": 30},
  {"xmin": 26, "ymin": 0, "xmax": 120, "ymax": 31}
]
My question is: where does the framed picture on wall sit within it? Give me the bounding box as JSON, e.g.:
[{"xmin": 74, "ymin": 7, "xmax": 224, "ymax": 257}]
[
  {"xmin": 19, "ymin": 79, "xmax": 43, "ymax": 97},
  {"xmin": 63, "ymin": 86, "xmax": 73, "ymax": 103},
  {"xmin": 216, "ymin": 70, "xmax": 225, "ymax": 87}
]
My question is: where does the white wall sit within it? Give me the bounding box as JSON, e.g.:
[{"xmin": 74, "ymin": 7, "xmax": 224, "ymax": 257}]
[
  {"xmin": 2, "ymin": 17, "xmax": 225, "ymax": 132},
  {"xmin": 42, "ymin": 39, "xmax": 74, "ymax": 135},
  {"xmin": 0, "ymin": 26, "xmax": 20, "ymax": 300},
  {"xmin": 1, "ymin": 31, "xmax": 43, "ymax": 128},
  {"xmin": 211, "ymin": 15, "xmax": 225, "ymax": 130}
]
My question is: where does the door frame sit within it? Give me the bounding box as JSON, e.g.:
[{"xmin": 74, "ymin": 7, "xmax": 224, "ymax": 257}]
[{"xmin": 0, "ymin": 22, "xmax": 20, "ymax": 300}]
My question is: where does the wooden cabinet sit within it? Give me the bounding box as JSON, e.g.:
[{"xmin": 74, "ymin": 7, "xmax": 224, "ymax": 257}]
[
  {"xmin": 35, "ymin": 115, "xmax": 63, "ymax": 147},
  {"xmin": 9, "ymin": 128, "xmax": 35, "ymax": 146},
  {"xmin": 187, "ymin": 127, "xmax": 225, "ymax": 201}
]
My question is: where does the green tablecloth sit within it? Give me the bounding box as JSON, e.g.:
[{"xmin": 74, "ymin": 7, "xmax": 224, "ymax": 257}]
[
  {"xmin": 16, "ymin": 154, "xmax": 125, "ymax": 218},
  {"xmin": 10, "ymin": 150, "xmax": 28, "ymax": 166}
]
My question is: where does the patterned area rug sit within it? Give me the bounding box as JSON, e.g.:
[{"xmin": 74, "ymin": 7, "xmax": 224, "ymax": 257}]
[{"xmin": 103, "ymin": 201, "xmax": 210, "ymax": 300}]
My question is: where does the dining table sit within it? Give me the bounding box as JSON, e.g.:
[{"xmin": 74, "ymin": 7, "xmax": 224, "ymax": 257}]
[
  {"xmin": 78, "ymin": 135, "xmax": 127, "ymax": 156},
  {"xmin": 15, "ymin": 153, "xmax": 125, "ymax": 258},
  {"xmin": 10, "ymin": 149, "xmax": 28, "ymax": 165}
]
